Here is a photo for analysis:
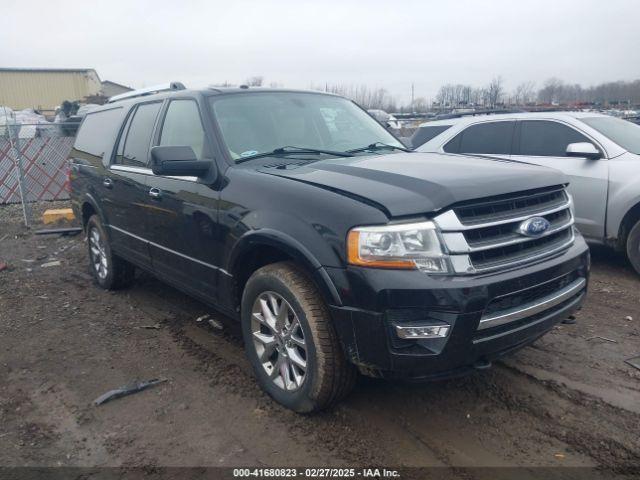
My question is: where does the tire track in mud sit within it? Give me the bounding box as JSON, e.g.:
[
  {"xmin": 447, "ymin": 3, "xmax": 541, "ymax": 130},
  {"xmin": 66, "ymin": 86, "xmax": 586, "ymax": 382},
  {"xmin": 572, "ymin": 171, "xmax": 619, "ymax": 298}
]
[
  {"xmin": 109, "ymin": 275, "xmax": 639, "ymax": 473},
  {"xmin": 128, "ymin": 284, "xmax": 399, "ymax": 468},
  {"xmin": 494, "ymin": 363, "xmax": 640, "ymax": 473}
]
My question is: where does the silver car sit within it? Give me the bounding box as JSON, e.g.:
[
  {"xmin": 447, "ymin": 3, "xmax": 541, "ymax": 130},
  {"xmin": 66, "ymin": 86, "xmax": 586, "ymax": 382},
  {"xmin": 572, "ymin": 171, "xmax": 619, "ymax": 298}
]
[{"xmin": 412, "ymin": 112, "xmax": 640, "ymax": 274}]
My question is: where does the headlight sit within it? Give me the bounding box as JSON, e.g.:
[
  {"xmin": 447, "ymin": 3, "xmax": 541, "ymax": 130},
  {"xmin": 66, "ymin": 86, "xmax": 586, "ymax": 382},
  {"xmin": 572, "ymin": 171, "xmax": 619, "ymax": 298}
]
[{"xmin": 347, "ymin": 221, "xmax": 450, "ymax": 273}]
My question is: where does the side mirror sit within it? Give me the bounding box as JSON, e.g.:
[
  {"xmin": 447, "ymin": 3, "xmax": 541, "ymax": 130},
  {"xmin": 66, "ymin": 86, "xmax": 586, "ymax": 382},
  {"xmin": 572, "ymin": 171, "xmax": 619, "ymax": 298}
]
[
  {"xmin": 150, "ymin": 145, "xmax": 212, "ymax": 177},
  {"xmin": 566, "ymin": 142, "xmax": 601, "ymax": 160}
]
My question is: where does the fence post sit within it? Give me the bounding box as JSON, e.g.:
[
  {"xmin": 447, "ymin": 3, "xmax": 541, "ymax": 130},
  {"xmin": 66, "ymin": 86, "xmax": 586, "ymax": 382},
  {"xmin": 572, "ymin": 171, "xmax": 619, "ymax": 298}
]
[{"xmin": 8, "ymin": 126, "xmax": 32, "ymax": 227}]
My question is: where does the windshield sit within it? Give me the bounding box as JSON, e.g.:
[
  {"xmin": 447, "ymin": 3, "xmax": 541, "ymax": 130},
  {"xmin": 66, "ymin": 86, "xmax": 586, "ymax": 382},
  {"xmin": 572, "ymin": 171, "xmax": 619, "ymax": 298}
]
[
  {"xmin": 581, "ymin": 116, "xmax": 640, "ymax": 154},
  {"xmin": 209, "ymin": 92, "xmax": 404, "ymax": 161}
]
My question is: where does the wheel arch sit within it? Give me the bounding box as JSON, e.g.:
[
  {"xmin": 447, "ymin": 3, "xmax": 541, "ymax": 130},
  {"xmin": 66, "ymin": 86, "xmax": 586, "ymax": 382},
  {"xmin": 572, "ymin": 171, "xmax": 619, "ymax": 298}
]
[
  {"xmin": 227, "ymin": 230, "xmax": 343, "ymax": 312},
  {"xmin": 80, "ymin": 193, "xmax": 107, "ymax": 230},
  {"xmin": 617, "ymin": 200, "xmax": 640, "ymax": 251}
]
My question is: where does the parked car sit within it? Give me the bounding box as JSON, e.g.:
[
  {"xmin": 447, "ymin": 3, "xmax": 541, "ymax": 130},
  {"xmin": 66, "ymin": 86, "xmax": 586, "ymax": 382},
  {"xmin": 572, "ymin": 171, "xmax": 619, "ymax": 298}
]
[
  {"xmin": 69, "ymin": 85, "xmax": 589, "ymax": 412},
  {"xmin": 412, "ymin": 112, "xmax": 640, "ymax": 274},
  {"xmin": 367, "ymin": 109, "xmax": 402, "ymax": 129}
]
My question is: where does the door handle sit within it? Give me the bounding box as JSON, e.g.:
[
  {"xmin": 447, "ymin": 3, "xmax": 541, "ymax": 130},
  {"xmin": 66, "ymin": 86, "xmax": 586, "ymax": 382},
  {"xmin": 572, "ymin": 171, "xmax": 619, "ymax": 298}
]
[
  {"xmin": 103, "ymin": 177, "xmax": 113, "ymax": 189},
  {"xmin": 148, "ymin": 187, "xmax": 162, "ymax": 199}
]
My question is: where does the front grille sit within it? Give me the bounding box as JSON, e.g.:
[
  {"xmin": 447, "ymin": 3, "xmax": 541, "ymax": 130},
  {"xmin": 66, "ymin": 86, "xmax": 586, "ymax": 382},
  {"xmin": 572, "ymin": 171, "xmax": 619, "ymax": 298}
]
[
  {"xmin": 434, "ymin": 185, "xmax": 574, "ymax": 274},
  {"xmin": 469, "ymin": 228, "xmax": 572, "ymax": 270},
  {"xmin": 464, "ymin": 209, "xmax": 570, "ymax": 248},
  {"xmin": 455, "ymin": 186, "xmax": 568, "ymax": 225}
]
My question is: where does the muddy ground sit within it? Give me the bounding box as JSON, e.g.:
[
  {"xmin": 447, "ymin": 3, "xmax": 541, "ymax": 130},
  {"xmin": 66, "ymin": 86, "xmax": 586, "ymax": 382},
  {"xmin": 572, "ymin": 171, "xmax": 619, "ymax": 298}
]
[{"xmin": 0, "ymin": 202, "xmax": 639, "ymax": 478}]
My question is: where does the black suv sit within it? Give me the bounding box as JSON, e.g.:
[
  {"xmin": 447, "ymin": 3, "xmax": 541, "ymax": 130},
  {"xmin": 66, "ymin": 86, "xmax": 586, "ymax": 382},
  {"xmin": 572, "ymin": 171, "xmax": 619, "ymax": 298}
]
[{"xmin": 69, "ymin": 84, "xmax": 590, "ymax": 412}]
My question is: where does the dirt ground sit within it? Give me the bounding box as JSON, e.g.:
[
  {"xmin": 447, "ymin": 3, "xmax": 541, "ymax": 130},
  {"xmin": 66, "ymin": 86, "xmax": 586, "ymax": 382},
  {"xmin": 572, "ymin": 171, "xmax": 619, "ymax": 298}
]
[{"xmin": 1, "ymin": 202, "xmax": 639, "ymax": 477}]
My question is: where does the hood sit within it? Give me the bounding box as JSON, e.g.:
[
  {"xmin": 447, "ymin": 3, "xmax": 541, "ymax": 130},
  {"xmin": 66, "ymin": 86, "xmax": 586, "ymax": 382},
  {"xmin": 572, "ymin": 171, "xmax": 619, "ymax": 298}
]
[{"xmin": 258, "ymin": 152, "xmax": 566, "ymax": 217}]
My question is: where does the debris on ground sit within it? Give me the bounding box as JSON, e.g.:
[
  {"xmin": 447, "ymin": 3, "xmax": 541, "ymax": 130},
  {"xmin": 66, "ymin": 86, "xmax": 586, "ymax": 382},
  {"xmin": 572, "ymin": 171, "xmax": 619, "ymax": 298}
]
[
  {"xmin": 196, "ymin": 314, "xmax": 210, "ymax": 323},
  {"xmin": 625, "ymin": 356, "xmax": 640, "ymax": 371},
  {"xmin": 625, "ymin": 315, "xmax": 633, "ymax": 321},
  {"xmin": 140, "ymin": 324, "xmax": 162, "ymax": 330},
  {"xmin": 93, "ymin": 378, "xmax": 168, "ymax": 406},
  {"xmin": 586, "ymin": 336, "xmax": 617, "ymax": 343},
  {"xmin": 208, "ymin": 318, "xmax": 224, "ymax": 330},
  {"xmin": 42, "ymin": 208, "xmax": 76, "ymax": 224},
  {"xmin": 34, "ymin": 227, "xmax": 82, "ymax": 236},
  {"xmin": 554, "ymin": 453, "xmax": 566, "ymax": 460},
  {"xmin": 0, "ymin": 262, "xmax": 8, "ymax": 272},
  {"xmin": 40, "ymin": 260, "xmax": 61, "ymax": 268}
]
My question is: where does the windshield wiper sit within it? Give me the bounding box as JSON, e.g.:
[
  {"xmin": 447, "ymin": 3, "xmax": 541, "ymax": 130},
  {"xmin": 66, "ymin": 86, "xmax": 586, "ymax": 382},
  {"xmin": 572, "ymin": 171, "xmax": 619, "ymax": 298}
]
[
  {"xmin": 236, "ymin": 146, "xmax": 354, "ymax": 164},
  {"xmin": 346, "ymin": 142, "xmax": 411, "ymax": 154}
]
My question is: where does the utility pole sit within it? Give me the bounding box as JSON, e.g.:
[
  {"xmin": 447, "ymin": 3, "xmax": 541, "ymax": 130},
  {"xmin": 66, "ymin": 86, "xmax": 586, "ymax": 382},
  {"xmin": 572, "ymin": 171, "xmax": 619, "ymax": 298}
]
[{"xmin": 411, "ymin": 83, "xmax": 415, "ymax": 111}]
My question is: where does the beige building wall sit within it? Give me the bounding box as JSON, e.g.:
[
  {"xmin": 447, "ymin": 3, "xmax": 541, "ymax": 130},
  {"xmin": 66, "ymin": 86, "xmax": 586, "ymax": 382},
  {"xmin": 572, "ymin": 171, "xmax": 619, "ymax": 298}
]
[{"xmin": 0, "ymin": 69, "xmax": 102, "ymax": 111}]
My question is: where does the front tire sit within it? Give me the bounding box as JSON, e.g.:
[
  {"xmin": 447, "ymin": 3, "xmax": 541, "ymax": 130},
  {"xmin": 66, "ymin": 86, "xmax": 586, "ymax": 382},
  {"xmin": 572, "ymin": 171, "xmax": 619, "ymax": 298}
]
[
  {"xmin": 241, "ymin": 262, "xmax": 356, "ymax": 412},
  {"xmin": 86, "ymin": 215, "xmax": 135, "ymax": 290},
  {"xmin": 626, "ymin": 220, "xmax": 640, "ymax": 275}
]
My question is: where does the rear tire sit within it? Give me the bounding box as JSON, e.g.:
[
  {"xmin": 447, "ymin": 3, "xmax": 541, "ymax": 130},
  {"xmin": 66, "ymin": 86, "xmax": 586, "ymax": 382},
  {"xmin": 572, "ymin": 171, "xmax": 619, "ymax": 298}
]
[
  {"xmin": 86, "ymin": 215, "xmax": 135, "ymax": 290},
  {"xmin": 241, "ymin": 262, "xmax": 356, "ymax": 413},
  {"xmin": 626, "ymin": 220, "xmax": 640, "ymax": 275}
]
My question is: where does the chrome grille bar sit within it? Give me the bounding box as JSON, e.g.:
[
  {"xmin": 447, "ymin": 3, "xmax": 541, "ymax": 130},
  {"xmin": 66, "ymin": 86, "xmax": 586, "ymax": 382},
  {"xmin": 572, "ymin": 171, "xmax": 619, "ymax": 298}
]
[
  {"xmin": 478, "ymin": 277, "xmax": 586, "ymax": 330},
  {"xmin": 434, "ymin": 200, "xmax": 571, "ymax": 231},
  {"xmin": 434, "ymin": 187, "xmax": 575, "ymax": 275}
]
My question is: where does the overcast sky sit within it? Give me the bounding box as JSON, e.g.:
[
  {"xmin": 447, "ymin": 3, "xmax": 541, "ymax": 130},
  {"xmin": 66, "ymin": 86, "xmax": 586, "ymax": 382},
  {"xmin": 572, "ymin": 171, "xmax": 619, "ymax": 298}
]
[{"xmin": 2, "ymin": 0, "xmax": 638, "ymax": 103}]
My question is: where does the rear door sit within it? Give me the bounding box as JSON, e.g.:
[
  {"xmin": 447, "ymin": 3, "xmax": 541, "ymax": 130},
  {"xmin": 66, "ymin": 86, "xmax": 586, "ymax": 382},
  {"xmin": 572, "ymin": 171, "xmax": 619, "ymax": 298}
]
[
  {"xmin": 512, "ymin": 120, "xmax": 608, "ymax": 240},
  {"xmin": 442, "ymin": 120, "xmax": 516, "ymax": 160},
  {"xmin": 144, "ymin": 98, "xmax": 220, "ymax": 300},
  {"xmin": 104, "ymin": 101, "xmax": 162, "ymax": 266}
]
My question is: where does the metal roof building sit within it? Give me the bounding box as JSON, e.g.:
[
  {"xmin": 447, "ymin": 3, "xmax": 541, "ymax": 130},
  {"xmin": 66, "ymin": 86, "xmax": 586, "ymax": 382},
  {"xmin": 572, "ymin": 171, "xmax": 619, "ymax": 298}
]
[
  {"xmin": 100, "ymin": 80, "xmax": 133, "ymax": 98},
  {"xmin": 0, "ymin": 68, "xmax": 102, "ymax": 111}
]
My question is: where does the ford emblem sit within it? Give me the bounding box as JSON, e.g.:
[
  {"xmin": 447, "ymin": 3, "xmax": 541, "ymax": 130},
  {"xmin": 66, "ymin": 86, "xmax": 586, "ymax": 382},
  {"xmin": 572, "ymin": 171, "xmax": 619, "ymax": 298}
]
[{"xmin": 518, "ymin": 216, "xmax": 551, "ymax": 237}]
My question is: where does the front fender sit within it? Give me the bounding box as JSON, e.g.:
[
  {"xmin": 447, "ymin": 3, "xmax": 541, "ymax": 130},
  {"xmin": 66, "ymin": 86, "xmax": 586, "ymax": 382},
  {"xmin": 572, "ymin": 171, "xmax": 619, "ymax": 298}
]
[{"xmin": 227, "ymin": 228, "xmax": 343, "ymax": 306}]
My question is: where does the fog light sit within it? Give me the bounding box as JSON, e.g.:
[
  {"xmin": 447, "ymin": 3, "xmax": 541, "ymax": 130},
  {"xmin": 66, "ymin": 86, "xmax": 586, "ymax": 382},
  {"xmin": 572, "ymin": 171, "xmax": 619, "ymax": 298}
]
[{"xmin": 394, "ymin": 324, "xmax": 451, "ymax": 339}]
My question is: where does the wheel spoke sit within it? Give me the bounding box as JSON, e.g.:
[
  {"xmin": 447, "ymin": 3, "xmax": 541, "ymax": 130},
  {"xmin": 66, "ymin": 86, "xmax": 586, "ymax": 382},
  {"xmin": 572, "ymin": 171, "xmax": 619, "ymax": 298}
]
[
  {"xmin": 286, "ymin": 346, "xmax": 306, "ymax": 370},
  {"xmin": 253, "ymin": 332, "xmax": 277, "ymax": 361},
  {"xmin": 279, "ymin": 357, "xmax": 289, "ymax": 390},
  {"xmin": 290, "ymin": 361, "xmax": 304, "ymax": 387},
  {"xmin": 288, "ymin": 315, "xmax": 300, "ymax": 332},
  {"xmin": 258, "ymin": 299, "xmax": 278, "ymax": 332},
  {"xmin": 290, "ymin": 330, "xmax": 305, "ymax": 348}
]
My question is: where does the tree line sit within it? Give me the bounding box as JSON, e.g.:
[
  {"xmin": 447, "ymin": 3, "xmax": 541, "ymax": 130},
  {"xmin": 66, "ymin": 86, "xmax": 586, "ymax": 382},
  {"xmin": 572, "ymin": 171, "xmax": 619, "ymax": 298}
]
[
  {"xmin": 426, "ymin": 77, "xmax": 640, "ymax": 112},
  {"xmin": 215, "ymin": 76, "xmax": 640, "ymax": 113}
]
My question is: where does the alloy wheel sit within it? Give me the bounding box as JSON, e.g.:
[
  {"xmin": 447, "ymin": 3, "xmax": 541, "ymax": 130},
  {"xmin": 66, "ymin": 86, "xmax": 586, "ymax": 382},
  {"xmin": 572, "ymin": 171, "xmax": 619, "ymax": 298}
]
[
  {"xmin": 251, "ymin": 291, "xmax": 307, "ymax": 391},
  {"xmin": 88, "ymin": 227, "xmax": 108, "ymax": 280}
]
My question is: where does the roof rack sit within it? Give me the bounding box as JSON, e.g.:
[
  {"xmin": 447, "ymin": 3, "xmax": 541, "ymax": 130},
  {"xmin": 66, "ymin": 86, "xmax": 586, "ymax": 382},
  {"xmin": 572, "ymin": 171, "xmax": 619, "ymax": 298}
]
[
  {"xmin": 107, "ymin": 82, "xmax": 186, "ymax": 103},
  {"xmin": 433, "ymin": 108, "xmax": 524, "ymax": 120}
]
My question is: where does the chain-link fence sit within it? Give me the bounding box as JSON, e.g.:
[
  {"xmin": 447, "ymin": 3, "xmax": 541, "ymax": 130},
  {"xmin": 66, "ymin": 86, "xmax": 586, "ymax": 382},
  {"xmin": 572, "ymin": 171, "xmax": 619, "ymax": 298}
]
[{"xmin": 0, "ymin": 122, "xmax": 78, "ymax": 226}]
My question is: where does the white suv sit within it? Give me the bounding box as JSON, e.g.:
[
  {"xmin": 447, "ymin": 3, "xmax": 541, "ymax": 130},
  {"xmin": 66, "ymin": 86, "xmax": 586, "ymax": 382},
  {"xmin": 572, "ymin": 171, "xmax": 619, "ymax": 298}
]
[{"xmin": 412, "ymin": 112, "xmax": 640, "ymax": 274}]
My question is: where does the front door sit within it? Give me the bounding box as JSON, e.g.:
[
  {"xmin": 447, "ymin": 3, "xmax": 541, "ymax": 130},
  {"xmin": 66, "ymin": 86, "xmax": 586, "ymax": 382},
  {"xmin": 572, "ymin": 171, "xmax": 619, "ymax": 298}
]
[
  {"xmin": 512, "ymin": 120, "xmax": 608, "ymax": 241},
  {"xmin": 143, "ymin": 98, "xmax": 221, "ymax": 301}
]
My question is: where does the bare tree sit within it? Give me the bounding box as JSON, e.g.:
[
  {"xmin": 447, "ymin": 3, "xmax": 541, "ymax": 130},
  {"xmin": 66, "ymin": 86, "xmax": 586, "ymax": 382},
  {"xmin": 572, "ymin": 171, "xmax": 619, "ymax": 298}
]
[
  {"xmin": 486, "ymin": 76, "xmax": 504, "ymax": 108},
  {"xmin": 538, "ymin": 77, "xmax": 564, "ymax": 104},
  {"xmin": 245, "ymin": 76, "xmax": 264, "ymax": 87},
  {"xmin": 314, "ymin": 83, "xmax": 397, "ymax": 111},
  {"xmin": 513, "ymin": 81, "xmax": 536, "ymax": 105}
]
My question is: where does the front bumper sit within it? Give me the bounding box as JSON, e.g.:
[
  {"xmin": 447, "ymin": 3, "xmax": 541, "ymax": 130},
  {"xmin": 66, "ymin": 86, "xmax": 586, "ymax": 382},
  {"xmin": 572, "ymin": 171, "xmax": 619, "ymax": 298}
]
[{"xmin": 326, "ymin": 235, "xmax": 590, "ymax": 379}]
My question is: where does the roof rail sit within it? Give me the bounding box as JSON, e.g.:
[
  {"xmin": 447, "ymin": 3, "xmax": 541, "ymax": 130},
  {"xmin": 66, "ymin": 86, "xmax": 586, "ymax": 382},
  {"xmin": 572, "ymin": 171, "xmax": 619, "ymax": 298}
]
[
  {"xmin": 433, "ymin": 108, "xmax": 524, "ymax": 120},
  {"xmin": 107, "ymin": 82, "xmax": 186, "ymax": 103}
]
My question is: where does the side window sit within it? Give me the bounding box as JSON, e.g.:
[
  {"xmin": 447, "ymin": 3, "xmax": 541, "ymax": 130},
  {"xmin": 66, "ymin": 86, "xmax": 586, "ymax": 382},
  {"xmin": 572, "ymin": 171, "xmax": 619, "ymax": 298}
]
[
  {"xmin": 412, "ymin": 125, "xmax": 452, "ymax": 149},
  {"xmin": 519, "ymin": 121, "xmax": 592, "ymax": 157},
  {"xmin": 74, "ymin": 107, "xmax": 124, "ymax": 158},
  {"xmin": 444, "ymin": 121, "xmax": 515, "ymax": 155},
  {"xmin": 159, "ymin": 100, "xmax": 206, "ymax": 159},
  {"xmin": 114, "ymin": 102, "xmax": 162, "ymax": 167}
]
